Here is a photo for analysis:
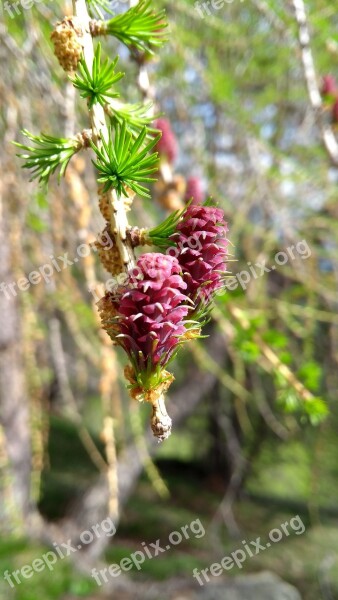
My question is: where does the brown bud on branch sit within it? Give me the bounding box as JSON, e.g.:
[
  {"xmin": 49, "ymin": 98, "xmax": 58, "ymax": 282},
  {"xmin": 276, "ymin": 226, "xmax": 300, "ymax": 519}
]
[{"xmin": 51, "ymin": 16, "xmax": 84, "ymax": 72}]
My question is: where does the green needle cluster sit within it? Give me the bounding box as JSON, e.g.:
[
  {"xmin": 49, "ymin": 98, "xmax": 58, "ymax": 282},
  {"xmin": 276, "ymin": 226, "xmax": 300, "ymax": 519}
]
[
  {"xmin": 14, "ymin": 130, "xmax": 82, "ymax": 185},
  {"xmin": 71, "ymin": 43, "xmax": 124, "ymax": 108},
  {"xmin": 91, "ymin": 122, "xmax": 160, "ymax": 197},
  {"xmin": 147, "ymin": 205, "xmax": 188, "ymax": 248},
  {"xmin": 15, "ymin": 1, "xmax": 167, "ymax": 199},
  {"xmin": 107, "ymin": 101, "xmax": 160, "ymax": 138},
  {"xmin": 103, "ymin": 0, "xmax": 168, "ymax": 53},
  {"xmin": 87, "ymin": 0, "xmax": 113, "ymax": 18}
]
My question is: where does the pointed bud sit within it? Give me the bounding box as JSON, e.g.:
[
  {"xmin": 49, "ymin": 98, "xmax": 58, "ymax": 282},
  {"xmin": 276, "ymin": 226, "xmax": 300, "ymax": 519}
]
[
  {"xmin": 333, "ymin": 99, "xmax": 338, "ymax": 123},
  {"xmin": 154, "ymin": 118, "xmax": 178, "ymax": 164},
  {"xmin": 170, "ymin": 204, "xmax": 229, "ymax": 304},
  {"xmin": 184, "ymin": 176, "xmax": 204, "ymax": 205},
  {"xmin": 321, "ymin": 75, "xmax": 337, "ymax": 97}
]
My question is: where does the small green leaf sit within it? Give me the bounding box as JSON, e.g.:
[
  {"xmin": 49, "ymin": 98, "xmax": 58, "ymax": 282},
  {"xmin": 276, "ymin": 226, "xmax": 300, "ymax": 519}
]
[
  {"xmin": 262, "ymin": 329, "xmax": 288, "ymax": 349},
  {"xmin": 277, "ymin": 389, "xmax": 328, "ymax": 425},
  {"xmin": 27, "ymin": 212, "xmax": 47, "ymax": 233},
  {"xmin": 304, "ymin": 397, "xmax": 329, "ymax": 425},
  {"xmin": 297, "ymin": 361, "xmax": 322, "ymax": 393},
  {"xmin": 279, "ymin": 351, "xmax": 292, "ymax": 365},
  {"xmin": 240, "ymin": 340, "xmax": 260, "ymax": 363},
  {"xmin": 278, "ymin": 390, "xmax": 300, "ymax": 413}
]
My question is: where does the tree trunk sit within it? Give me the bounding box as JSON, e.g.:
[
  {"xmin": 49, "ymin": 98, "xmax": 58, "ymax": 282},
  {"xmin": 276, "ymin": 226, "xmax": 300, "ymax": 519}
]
[{"xmin": 0, "ymin": 190, "xmax": 31, "ymax": 531}]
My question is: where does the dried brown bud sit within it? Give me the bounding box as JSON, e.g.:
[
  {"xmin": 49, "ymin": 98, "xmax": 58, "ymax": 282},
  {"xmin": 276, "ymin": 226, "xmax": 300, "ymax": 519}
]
[
  {"xmin": 154, "ymin": 174, "xmax": 186, "ymax": 212},
  {"xmin": 51, "ymin": 16, "xmax": 83, "ymax": 72},
  {"xmin": 97, "ymin": 292, "xmax": 120, "ymax": 341},
  {"xmin": 128, "ymin": 227, "xmax": 149, "ymax": 248},
  {"xmin": 75, "ymin": 129, "xmax": 93, "ymax": 149},
  {"xmin": 172, "ymin": 174, "xmax": 187, "ymax": 195},
  {"xmin": 98, "ymin": 190, "xmax": 111, "ymax": 221},
  {"xmin": 158, "ymin": 189, "xmax": 184, "ymax": 212},
  {"xmin": 98, "ymin": 189, "xmax": 134, "ymax": 222},
  {"xmin": 89, "ymin": 19, "xmax": 106, "ymax": 37},
  {"xmin": 151, "ymin": 396, "xmax": 172, "ymax": 442},
  {"xmin": 94, "ymin": 227, "xmax": 123, "ymax": 275}
]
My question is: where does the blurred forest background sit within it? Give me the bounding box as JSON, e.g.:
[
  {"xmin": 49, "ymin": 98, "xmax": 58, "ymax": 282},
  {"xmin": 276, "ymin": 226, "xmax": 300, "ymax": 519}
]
[{"xmin": 0, "ymin": 0, "xmax": 338, "ymax": 599}]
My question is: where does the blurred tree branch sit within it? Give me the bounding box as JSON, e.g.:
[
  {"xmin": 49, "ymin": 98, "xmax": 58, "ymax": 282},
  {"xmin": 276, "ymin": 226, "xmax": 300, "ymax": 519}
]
[
  {"xmin": 0, "ymin": 186, "xmax": 31, "ymax": 530},
  {"xmin": 291, "ymin": 0, "xmax": 338, "ymax": 165}
]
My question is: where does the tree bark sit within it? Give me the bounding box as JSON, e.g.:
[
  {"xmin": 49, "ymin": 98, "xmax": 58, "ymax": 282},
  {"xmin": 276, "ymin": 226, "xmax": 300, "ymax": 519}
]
[{"xmin": 0, "ymin": 189, "xmax": 31, "ymax": 530}]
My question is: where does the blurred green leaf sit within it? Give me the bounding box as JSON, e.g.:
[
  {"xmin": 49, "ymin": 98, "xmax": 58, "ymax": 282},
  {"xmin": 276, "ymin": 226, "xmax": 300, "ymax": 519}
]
[{"xmin": 298, "ymin": 361, "xmax": 322, "ymax": 393}]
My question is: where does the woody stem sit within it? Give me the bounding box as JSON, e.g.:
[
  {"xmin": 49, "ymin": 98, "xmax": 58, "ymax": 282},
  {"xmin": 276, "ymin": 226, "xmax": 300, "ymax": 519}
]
[{"xmin": 72, "ymin": 0, "xmax": 135, "ymax": 272}]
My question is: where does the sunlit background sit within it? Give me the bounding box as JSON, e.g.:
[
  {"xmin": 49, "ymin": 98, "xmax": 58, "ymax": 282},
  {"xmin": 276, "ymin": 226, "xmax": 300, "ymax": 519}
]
[{"xmin": 1, "ymin": 1, "xmax": 338, "ymax": 599}]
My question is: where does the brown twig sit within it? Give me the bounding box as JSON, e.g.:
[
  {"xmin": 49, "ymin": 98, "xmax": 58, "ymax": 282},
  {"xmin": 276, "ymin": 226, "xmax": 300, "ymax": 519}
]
[{"xmin": 229, "ymin": 305, "xmax": 315, "ymax": 403}]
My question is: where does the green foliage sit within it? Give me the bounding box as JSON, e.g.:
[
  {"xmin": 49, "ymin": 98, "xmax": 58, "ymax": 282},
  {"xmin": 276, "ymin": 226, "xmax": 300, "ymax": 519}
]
[
  {"xmin": 277, "ymin": 389, "xmax": 328, "ymax": 425},
  {"xmin": 71, "ymin": 43, "xmax": 124, "ymax": 108},
  {"xmin": 147, "ymin": 205, "xmax": 188, "ymax": 248},
  {"xmin": 239, "ymin": 339, "xmax": 261, "ymax": 363},
  {"xmin": 303, "ymin": 396, "xmax": 329, "ymax": 425},
  {"xmin": 7, "ymin": 4, "xmax": 338, "ymax": 586},
  {"xmin": 108, "ymin": 101, "xmax": 160, "ymax": 138},
  {"xmin": 86, "ymin": 0, "xmax": 113, "ymax": 18},
  {"xmin": 189, "ymin": 302, "xmax": 213, "ymax": 332},
  {"xmin": 26, "ymin": 212, "xmax": 48, "ymax": 233},
  {"xmin": 0, "ymin": 537, "xmax": 97, "ymax": 600},
  {"xmin": 14, "ymin": 130, "xmax": 81, "ymax": 185},
  {"xmin": 127, "ymin": 356, "xmax": 170, "ymax": 393},
  {"xmin": 104, "ymin": 0, "xmax": 168, "ymax": 53},
  {"xmin": 262, "ymin": 329, "xmax": 288, "ymax": 349},
  {"xmin": 26, "ymin": 190, "xmax": 49, "ymax": 233},
  {"xmin": 91, "ymin": 121, "xmax": 160, "ymax": 197},
  {"xmin": 298, "ymin": 360, "xmax": 322, "ymax": 392}
]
